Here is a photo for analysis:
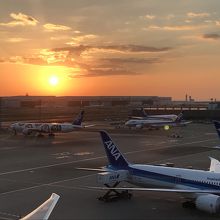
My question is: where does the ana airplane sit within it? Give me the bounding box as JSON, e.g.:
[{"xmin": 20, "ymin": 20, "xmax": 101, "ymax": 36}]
[
  {"xmin": 130, "ymin": 108, "xmax": 179, "ymax": 121},
  {"xmin": 125, "ymin": 112, "xmax": 191, "ymax": 130},
  {"xmin": 10, "ymin": 110, "xmax": 89, "ymax": 136},
  {"xmin": 21, "ymin": 193, "xmax": 60, "ymax": 220},
  {"xmin": 86, "ymin": 130, "xmax": 220, "ymax": 214}
]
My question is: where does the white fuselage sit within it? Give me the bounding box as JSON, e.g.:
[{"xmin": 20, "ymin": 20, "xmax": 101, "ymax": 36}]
[
  {"xmin": 11, "ymin": 122, "xmax": 81, "ymax": 135},
  {"xmin": 125, "ymin": 118, "xmax": 174, "ymax": 128},
  {"xmin": 125, "ymin": 164, "xmax": 220, "ymax": 194},
  {"xmin": 145, "ymin": 115, "xmax": 177, "ymax": 121}
]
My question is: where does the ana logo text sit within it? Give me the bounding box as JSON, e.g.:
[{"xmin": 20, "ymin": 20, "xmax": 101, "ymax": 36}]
[{"xmin": 105, "ymin": 141, "xmax": 121, "ymax": 160}]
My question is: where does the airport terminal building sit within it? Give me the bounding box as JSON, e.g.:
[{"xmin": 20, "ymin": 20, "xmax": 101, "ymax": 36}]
[{"xmin": 0, "ymin": 96, "xmax": 172, "ymax": 108}]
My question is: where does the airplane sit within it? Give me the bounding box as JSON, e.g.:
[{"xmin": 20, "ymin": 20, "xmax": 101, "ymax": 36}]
[
  {"xmin": 21, "ymin": 193, "xmax": 60, "ymax": 220},
  {"xmin": 130, "ymin": 108, "xmax": 180, "ymax": 121},
  {"xmin": 10, "ymin": 110, "xmax": 90, "ymax": 136},
  {"xmin": 85, "ymin": 130, "xmax": 220, "ymax": 214},
  {"xmin": 125, "ymin": 112, "xmax": 191, "ymax": 130},
  {"xmin": 214, "ymin": 120, "xmax": 220, "ymax": 138}
]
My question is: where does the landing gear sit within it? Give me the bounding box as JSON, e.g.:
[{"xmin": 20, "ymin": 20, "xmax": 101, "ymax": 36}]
[
  {"xmin": 169, "ymin": 133, "xmax": 183, "ymax": 138},
  {"xmin": 48, "ymin": 133, "xmax": 55, "ymax": 137},
  {"xmin": 98, "ymin": 182, "xmax": 132, "ymax": 202},
  {"xmin": 12, "ymin": 129, "xmax": 17, "ymax": 136},
  {"xmin": 37, "ymin": 133, "xmax": 44, "ymax": 138}
]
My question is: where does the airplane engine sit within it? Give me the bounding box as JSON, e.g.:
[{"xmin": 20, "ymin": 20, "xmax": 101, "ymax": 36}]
[
  {"xmin": 136, "ymin": 124, "xmax": 143, "ymax": 129},
  {"xmin": 195, "ymin": 194, "xmax": 220, "ymax": 214}
]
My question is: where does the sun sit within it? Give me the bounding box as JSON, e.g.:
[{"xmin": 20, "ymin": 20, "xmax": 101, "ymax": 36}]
[{"xmin": 49, "ymin": 75, "xmax": 59, "ymax": 86}]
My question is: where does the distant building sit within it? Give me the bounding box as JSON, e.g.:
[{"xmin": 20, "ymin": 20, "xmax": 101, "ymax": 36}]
[
  {"xmin": 1, "ymin": 96, "xmax": 172, "ymax": 108},
  {"xmin": 208, "ymin": 102, "xmax": 220, "ymax": 110}
]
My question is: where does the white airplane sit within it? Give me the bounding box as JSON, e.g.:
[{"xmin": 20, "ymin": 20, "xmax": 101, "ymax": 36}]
[
  {"xmin": 21, "ymin": 193, "xmax": 60, "ymax": 220},
  {"xmin": 125, "ymin": 112, "xmax": 191, "ymax": 130},
  {"xmin": 85, "ymin": 130, "xmax": 220, "ymax": 214},
  {"xmin": 130, "ymin": 108, "xmax": 179, "ymax": 121},
  {"xmin": 10, "ymin": 110, "xmax": 89, "ymax": 136}
]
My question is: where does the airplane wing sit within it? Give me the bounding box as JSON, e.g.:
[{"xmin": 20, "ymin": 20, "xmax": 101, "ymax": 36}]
[
  {"xmin": 84, "ymin": 124, "xmax": 96, "ymax": 128},
  {"xmin": 21, "ymin": 193, "xmax": 60, "ymax": 220},
  {"xmin": 72, "ymin": 124, "xmax": 95, "ymax": 129},
  {"xmin": 75, "ymin": 167, "xmax": 108, "ymax": 172},
  {"xmin": 87, "ymin": 186, "xmax": 220, "ymax": 194}
]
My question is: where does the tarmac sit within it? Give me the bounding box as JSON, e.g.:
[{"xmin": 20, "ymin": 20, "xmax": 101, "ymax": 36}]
[{"xmin": 0, "ymin": 122, "xmax": 220, "ymax": 219}]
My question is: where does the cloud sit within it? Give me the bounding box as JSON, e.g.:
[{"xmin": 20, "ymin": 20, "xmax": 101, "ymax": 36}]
[
  {"xmin": 147, "ymin": 25, "xmax": 203, "ymax": 31},
  {"xmin": 52, "ymin": 44, "xmax": 171, "ymax": 56},
  {"xmin": 187, "ymin": 12, "xmax": 210, "ymax": 18},
  {"xmin": 1, "ymin": 43, "xmax": 171, "ymax": 78},
  {"xmin": 6, "ymin": 38, "xmax": 28, "ymax": 43},
  {"xmin": 43, "ymin": 23, "xmax": 71, "ymax": 31},
  {"xmin": 66, "ymin": 34, "xmax": 98, "ymax": 45},
  {"xmin": 68, "ymin": 68, "xmax": 140, "ymax": 78},
  {"xmin": 166, "ymin": 14, "xmax": 175, "ymax": 20},
  {"xmin": 0, "ymin": 13, "xmax": 38, "ymax": 27},
  {"xmin": 101, "ymin": 57, "xmax": 160, "ymax": 64},
  {"xmin": 144, "ymin": 15, "xmax": 156, "ymax": 20},
  {"xmin": 203, "ymin": 33, "xmax": 220, "ymax": 40},
  {"xmin": 216, "ymin": 21, "xmax": 220, "ymax": 26}
]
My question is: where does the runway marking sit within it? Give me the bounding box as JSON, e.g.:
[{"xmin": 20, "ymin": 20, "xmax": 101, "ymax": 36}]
[
  {"xmin": 0, "ymin": 174, "xmax": 96, "ymax": 196},
  {"xmin": 0, "ymin": 211, "xmax": 20, "ymax": 219},
  {"xmin": 0, "ymin": 138, "xmax": 217, "ymax": 177},
  {"xmin": 0, "ymin": 144, "xmax": 219, "ymax": 196}
]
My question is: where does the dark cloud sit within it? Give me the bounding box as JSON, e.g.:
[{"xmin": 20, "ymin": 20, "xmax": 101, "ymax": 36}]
[
  {"xmin": 68, "ymin": 68, "xmax": 140, "ymax": 78},
  {"xmin": 203, "ymin": 33, "xmax": 220, "ymax": 40},
  {"xmin": 52, "ymin": 44, "xmax": 172, "ymax": 56},
  {"xmin": 1, "ymin": 43, "xmax": 170, "ymax": 78},
  {"xmin": 101, "ymin": 57, "xmax": 160, "ymax": 64}
]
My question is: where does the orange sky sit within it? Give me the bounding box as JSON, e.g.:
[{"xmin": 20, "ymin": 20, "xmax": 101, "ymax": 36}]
[{"xmin": 1, "ymin": 1, "xmax": 220, "ymax": 100}]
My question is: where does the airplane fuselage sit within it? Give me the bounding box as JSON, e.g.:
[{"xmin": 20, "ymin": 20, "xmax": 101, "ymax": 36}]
[
  {"xmin": 11, "ymin": 122, "xmax": 81, "ymax": 135},
  {"xmin": 126, "ymin": 164, "xmax": 220, "ymax": 193},
  {"xmin": 125, "ymin": 119, "xmax": 189, "ymax": 128}
]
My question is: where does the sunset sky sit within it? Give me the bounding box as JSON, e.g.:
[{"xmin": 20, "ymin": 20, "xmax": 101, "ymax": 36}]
[{"xmin": 1, "ymin": 0, "xmax": 220, "ymax": 100}]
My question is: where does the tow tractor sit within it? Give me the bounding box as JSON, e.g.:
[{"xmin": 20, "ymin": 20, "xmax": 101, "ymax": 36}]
[{"xmin": 96, "ymin": 170, "xmax": 132, "ymax": 202}]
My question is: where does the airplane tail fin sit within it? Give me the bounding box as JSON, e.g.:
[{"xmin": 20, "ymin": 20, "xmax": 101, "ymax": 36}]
[
  {"xmin": 100, "ymin": 131, "xmax": 129, "ymax": 168},
  {"xmin": 175, "ymin": 112, "xmax": 183, "ymax": 123},
  {"xmin": 213, "ymin": 120, "xmax": 220, "ymax": 138},
  {"xmin": 21, "ymin": 193, "xmax": 60, "ymax": 220},
  {"xmin": 140, "ymin": 107, "xmax": 148, "ymax": 117},
  {"xmin": 72, "ymin": 110, "xmax": 84, "ymax": 125}
]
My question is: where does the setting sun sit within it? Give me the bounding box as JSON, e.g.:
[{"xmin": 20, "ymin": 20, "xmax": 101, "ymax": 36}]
[{"xmin": 49, "ymin": 76, "xmax": 59, "ymax": 86}]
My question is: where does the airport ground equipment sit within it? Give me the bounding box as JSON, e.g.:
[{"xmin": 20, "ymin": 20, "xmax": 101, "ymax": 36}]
[
  {"xmin": 86, "ymin": 128, "xmax": 220, "ymax": 214},
  {"xmin": 96, "ymin": 170, "xmax": 131, "ymax": 202}
]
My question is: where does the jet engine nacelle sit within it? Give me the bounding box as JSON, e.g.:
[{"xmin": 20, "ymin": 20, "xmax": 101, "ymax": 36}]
[
  {"xmin": 195, "ymin": 194, "xmax": 220, "ymax": 214},
  {"xmin": 136, "ymin": 124, "xmax": 143, "ymax": 129}
]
